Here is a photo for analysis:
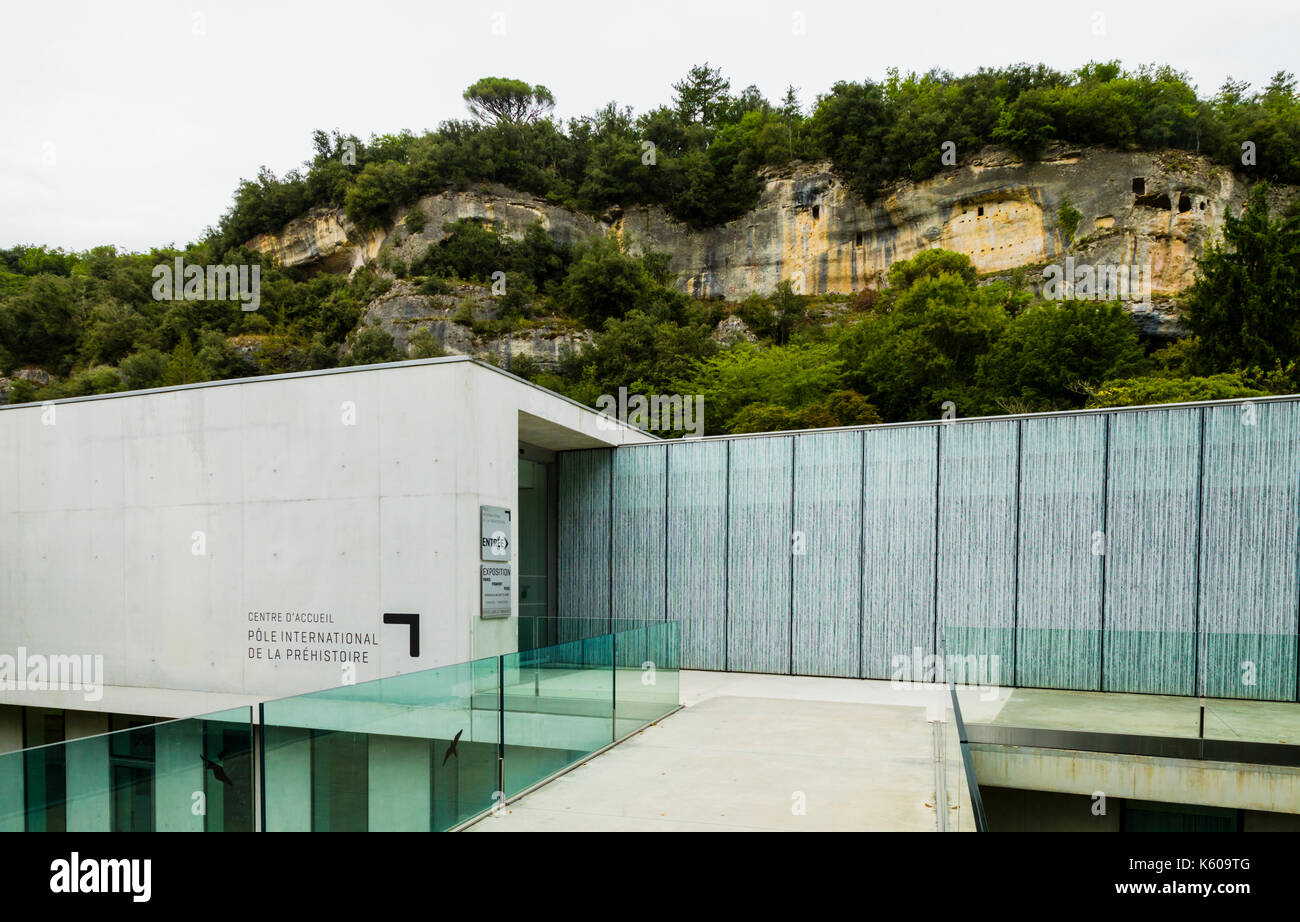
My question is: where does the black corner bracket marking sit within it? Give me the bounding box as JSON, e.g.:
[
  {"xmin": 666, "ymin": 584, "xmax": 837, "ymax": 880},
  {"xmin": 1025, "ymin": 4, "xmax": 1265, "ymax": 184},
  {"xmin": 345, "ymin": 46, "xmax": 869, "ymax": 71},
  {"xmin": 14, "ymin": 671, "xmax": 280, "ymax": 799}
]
[{"xmin": 383, "ymin": 613, "xmax": 420, "ymax": 657}]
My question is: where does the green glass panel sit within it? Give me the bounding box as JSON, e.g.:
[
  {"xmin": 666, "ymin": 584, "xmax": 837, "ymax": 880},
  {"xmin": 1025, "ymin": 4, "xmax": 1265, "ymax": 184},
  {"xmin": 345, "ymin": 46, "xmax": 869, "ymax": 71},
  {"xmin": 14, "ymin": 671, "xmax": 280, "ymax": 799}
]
[
  {"xmin": 260, "ymin": 656, "xmax": 500, "ymax": 831},
  {"xmin": 0, "ymin": 707, "xmax": 252, "ymax": 832},
  {"xmin": 501, "ymin": 633, "xmax": 614, "ymax": 799}
]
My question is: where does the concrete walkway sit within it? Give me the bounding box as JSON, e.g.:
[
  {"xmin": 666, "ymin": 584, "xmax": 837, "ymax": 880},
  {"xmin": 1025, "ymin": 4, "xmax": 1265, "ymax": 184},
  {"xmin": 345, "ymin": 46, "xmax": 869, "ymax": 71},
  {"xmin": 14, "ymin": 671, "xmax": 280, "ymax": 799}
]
[{"xmin": 471, "ymin": 671, "xmax": 967, "ymax": 832}]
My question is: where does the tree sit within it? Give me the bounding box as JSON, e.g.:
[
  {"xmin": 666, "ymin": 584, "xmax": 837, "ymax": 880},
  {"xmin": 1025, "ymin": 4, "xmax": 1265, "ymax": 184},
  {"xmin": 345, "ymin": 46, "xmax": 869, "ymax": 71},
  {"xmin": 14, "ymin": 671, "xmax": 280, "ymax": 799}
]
[
  {"xmin": 672, "ymin": 64, "xmax": 731, "ymax": 127},
  {"xmin": 976, "ymin": 300, "xmax": 1148, "ymax": 411},
  {"xmin": 0, "ymin": 274, "xmax": 84, "ymax": 373},
  {"xmin": 729, "ymin": 389, "xmax": 881, "ymax": 434},
  {"xmin": 991, "ymin": 88, "xmax": 1057, "ymax": 159},
  {"xmin": 119, "ymin": 345, "xmax": 169, "ymax": 390},
  {"xmin": 416, "ymin": 219, "xmax": 506, "ymax": 282},
  {"xmin": 406, "ymin": 328, "xmax": 444, "ymax": 359},
  {"xmin": 164, "ymin": 334, "xmax": 201, "ymax": 386},
  {"xmin": 887, "ymin": 248, "xmax": 978, "ymax": 291},
  {"xmin": 1183, "ymin": 183, "xmax": 1300, "ymax": 372},
  {"xmin": 560, "ymin": 237, "xmax": 653, "ymax": 324},
  {"xmin": 676, "ymin": 341, "xmax": 846, "ymax": 434},
  {"xmin": 1086, "ymin": 374, "xmax": 1267, "ymax": 408},
  {"xmin": 344, "ymin": 326, "xmax": 403, "ymax": 366},
  {"xmin": 570, "ymin": 308, "xmax": 717, "ymax": 398},
  {"xmin": 463, "ymin": 78, "xmax": 555, "ymax": 125},
  {"xmin": 79, "ymin": 300, "xmax": 148, "ymax": 365},
  {"xmin": 841, "ymin": 270, "xmax": 1007, "ymax": 420},
  {"xmin": 344, "ymin": 161, "xmax": 412, "ymax": 229}
]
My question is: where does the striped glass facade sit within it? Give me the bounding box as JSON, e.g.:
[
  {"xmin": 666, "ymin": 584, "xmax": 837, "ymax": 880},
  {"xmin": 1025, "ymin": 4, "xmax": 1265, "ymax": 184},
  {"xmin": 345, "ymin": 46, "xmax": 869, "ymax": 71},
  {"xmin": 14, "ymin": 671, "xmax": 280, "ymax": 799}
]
[{"xmin": 557, "ymin": 399, "xmax": 1300, "ymax": 701}]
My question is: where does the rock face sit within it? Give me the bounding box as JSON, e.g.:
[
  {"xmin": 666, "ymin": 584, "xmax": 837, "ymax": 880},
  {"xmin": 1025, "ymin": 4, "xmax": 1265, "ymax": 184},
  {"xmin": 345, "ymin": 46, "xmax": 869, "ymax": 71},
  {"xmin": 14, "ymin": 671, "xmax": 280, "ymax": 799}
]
[
  {"xmin": 616, "ymin": 147, "xmax": 1287, "ymax": 308},
  {"xmin": 247, "ymin": 145, "xmax": 1295, "ymax": 335},
  {"xmin": 355, "ymin": 280, "xmax": 590, "ymax": 371},
  {"xmin": 0, "ymin": 368, "xmax": 52, "ymax": 404},
  {"xmin": 249, "ymin": 185, "xmax": 604, "ymax": 276}
]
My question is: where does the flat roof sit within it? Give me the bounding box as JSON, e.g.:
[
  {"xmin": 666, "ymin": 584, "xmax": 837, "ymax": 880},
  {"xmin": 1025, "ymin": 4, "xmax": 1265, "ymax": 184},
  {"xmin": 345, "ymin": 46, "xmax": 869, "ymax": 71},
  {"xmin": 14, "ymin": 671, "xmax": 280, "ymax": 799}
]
[
  {"xmin": 7, "ymin": 352, "xmax": 1297, "ymax": 445},
  {"xmin": 0, "ymin": 354, "xmax": 658, "ymax": 440},
  {"xmin": 610, "ymin": 391, "xmax": 1300, "ymax": 447}
]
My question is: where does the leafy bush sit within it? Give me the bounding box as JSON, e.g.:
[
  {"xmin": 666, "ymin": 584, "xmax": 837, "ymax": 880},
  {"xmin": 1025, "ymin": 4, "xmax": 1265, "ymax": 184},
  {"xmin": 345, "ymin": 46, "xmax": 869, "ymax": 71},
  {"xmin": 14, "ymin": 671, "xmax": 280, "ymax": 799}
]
[
  {"xmin": 1058, "ymin": 195, "xmax": 1082, "ymax": 243},
  {"xmin": 1087, "ymin": 375, "xmax": 1268, "ymax": 407},
  {"xmin": 344, "ymin": 326, "xmax": 403, "ymax": 365},
  {"xmin": 406, "ymin": 327, "xmax": 444, "ymax": 359}
]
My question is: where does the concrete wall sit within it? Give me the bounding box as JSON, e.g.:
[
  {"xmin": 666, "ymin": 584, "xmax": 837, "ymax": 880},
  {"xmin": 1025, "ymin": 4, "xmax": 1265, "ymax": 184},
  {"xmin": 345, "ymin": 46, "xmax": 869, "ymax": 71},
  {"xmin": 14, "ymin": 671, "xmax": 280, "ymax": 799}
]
[
  {"xmin": 0, "ymin": 358, "xmax": 650, "ymax": 712},
  {"xmin": 972, "ymin": 743, "xmax": 1300, "ymax": 815},
  {"xmin": 981, "ymin": 785, "xmax": 1300, "ymax": 831}
]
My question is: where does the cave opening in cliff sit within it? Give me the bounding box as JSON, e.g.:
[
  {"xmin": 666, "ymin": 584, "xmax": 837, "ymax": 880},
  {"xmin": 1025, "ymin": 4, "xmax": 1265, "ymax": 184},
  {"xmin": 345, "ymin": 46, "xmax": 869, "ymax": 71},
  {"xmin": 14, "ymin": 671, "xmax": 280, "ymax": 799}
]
[
  {"xmin": 1135, "ymin": 192, "xmax": 1172, "ymax": 210},
  {"xmin": 1132, "ymin": 178, "xmax": 1146, "ymax": 194},
  {"xmin": 1178, "ymin": 193, "xmax": 1192, "ymax": 213},
  {"xmin": 855, "ymin": 231, "xmax": 864, "ymax": 247},
  {"xmin": 977, "ymin": 206, "xmax": 984, "ymax": 217},
  {"xmin": 812, "ymin": 205, "xmax": 820, "ymax": 220}
]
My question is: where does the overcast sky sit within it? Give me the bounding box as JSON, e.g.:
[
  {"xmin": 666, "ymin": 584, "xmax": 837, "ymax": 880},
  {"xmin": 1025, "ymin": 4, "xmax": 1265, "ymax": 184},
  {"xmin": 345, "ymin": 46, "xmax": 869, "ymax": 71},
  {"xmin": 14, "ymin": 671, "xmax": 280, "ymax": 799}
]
[{"xmin": 2, "ymin": 0, "xmax": 1295, "ymax": 252}]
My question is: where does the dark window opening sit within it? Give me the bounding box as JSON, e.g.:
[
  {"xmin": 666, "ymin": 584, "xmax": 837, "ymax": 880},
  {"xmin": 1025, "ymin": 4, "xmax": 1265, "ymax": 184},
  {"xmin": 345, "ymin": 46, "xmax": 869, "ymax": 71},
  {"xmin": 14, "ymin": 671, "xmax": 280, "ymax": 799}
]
[
  {"xmin": 977, "ymin": 206, "xmax": 984, "ymax": 217},
  {"xmin": 108, "ymin": 713, "xmax": 156, "ymax": 833},
  {"xmin": 1200, "ymin": 201, "xmax": 1207, "ymax": 211},
  {"xmin": 854, "ymin": 232, "xmax": 864, "ymax": 247},
  {"xmin": 811, "ymin": 205, "xmax": 820, "ymax": 220},
  {"xmin": 311, "ymin": 729, "xmax": 368, "ymax": 832},
  {"xmin": 22, "ymin": 707, "xmax": 66, "ymax": 832},
  {"xmin": 204, "ymin": 723, "xmax": 253, "ymax": 832},
  {"xmin": 1135, "ymin": 192, "xmax": 1172, "ymax": 210},
  {"xmin": 1178, "ymin": 193, "xmax": 1192, "ymax": 213},
  {"xmin": 1132, "ymin": 178, "xmax": 1145, "ymax": 194}
]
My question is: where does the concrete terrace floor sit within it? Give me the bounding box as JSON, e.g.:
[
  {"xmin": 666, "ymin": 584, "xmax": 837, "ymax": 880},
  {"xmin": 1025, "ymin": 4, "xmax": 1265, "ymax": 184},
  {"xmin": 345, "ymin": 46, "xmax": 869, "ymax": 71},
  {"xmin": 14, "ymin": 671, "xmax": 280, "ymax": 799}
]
[{"xmin": 471, "ymin": 671, "xmax": 972, "ymax": 832}]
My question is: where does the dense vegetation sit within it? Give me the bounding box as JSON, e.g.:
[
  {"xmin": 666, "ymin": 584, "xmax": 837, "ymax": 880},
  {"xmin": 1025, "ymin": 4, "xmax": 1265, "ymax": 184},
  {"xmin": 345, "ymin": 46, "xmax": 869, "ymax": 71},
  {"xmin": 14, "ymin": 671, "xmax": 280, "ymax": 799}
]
[
  {"xmin": 208, "ymin": 62, "xmax": 1300, "ymax": 251},
  {"xmin": 2, "ymin": 63, "xmax": 1299, "ymax": 434}
]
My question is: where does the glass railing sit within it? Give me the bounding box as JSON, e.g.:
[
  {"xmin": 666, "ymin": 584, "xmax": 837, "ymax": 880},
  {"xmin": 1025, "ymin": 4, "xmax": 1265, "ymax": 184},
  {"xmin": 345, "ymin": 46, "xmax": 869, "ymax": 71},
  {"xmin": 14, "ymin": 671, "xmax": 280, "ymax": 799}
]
[
  {"xmin": 0, "ymin": 707, "xmax": 254, "ymax": 832},
  {"xmin": 0, "ymin": 619, "xmax": 679, "ymax": 832},
  {"xmin": 941, "ymin": 625, "xmax": 1300, "ymax": 761},
  {"xmin": 260, "ymin": 617, "xmax": 678, "ymax": 831},
  {"xmin": 933, "ymin": 631, "xmax": 986, "ymax": 833},
  {"xmin": 260, "ymin": 653, "xmax": 502, "ymax": 832}
]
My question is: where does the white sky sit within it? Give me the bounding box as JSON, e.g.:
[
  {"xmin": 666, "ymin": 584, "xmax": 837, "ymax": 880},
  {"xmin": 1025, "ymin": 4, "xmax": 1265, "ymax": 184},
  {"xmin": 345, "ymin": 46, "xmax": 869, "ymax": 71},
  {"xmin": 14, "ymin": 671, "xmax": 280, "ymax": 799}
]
[{"xmin": 1, "ymin": 0, "xmax": 1295, "ymax": 252}]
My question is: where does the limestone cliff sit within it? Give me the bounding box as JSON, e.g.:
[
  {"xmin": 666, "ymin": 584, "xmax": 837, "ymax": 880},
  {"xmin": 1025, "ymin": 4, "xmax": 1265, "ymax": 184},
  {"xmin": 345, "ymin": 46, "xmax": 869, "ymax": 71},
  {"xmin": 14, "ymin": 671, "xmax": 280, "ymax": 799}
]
[{"xmin": 248, "ymin": 145, "xmax": 1295, "ymax": 341}]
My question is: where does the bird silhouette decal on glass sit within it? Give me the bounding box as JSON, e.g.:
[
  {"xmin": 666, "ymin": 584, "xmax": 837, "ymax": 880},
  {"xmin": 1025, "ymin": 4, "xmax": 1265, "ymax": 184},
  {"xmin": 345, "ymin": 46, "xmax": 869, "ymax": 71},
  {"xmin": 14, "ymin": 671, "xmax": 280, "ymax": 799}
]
[
  {"xmin": 200, "ymin": 750, "xmax": 235, "ymax": 787},
  {"xmin": 441, "ymin": 729, "xmax": 463, "ymax": 767}
]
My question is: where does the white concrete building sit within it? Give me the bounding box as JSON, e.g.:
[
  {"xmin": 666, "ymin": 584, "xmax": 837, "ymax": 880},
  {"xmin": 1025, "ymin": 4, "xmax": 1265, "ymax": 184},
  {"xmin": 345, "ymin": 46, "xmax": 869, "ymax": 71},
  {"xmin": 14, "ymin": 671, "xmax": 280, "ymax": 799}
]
[{"xmin": 0, "ymin": 356, "xmax": 651, "ymax": 736}]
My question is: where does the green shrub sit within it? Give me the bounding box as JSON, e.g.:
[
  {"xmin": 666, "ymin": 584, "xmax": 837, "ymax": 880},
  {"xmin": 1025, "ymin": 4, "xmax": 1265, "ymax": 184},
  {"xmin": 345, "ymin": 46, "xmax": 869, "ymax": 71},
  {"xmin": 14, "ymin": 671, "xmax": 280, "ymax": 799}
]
[
  {"xmin": 1058, "ymin": 195, "xmax": 1082, "ymax": 243},
  {"xmin": 407, "ymin": 327, "xmax": 444, "ymax": 359}
]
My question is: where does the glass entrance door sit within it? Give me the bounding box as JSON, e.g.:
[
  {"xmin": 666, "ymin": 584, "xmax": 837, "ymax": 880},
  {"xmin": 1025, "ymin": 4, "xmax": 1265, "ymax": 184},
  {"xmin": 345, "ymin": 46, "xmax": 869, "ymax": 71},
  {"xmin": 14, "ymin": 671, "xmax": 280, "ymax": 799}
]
[{"xmin": 517, "ymin": 454, "xmax": 554, "ymax": 649}]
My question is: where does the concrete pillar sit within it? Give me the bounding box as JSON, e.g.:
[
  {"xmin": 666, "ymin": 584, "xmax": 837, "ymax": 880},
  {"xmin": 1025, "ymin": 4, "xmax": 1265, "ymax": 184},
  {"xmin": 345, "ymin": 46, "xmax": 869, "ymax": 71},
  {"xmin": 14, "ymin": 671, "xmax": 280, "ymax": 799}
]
[
  {"xmin": 263, "ymin": 726, "xmax": 311, "ymax": 831},
  {"xmin": 368, "ymin": 735, "xmax": 431, "ymax": 831},
  {"xmin": 155, "ymin": 720, "xmax": 204, "ymax": 832},
  {"xmin": 0, "ymin": 705, "xmax": 23, "ymax": 831},
  {"xmin": 64, "ymin": 711, "xmax": 110, "ymax": 832}
]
